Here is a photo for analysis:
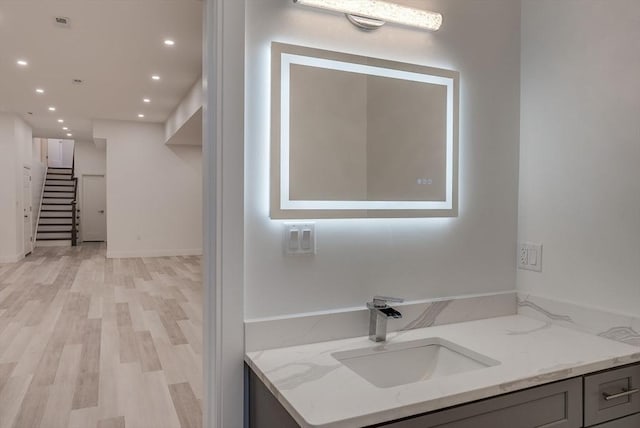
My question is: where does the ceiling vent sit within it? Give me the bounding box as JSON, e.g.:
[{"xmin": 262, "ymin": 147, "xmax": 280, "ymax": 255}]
[
  {"xmin": 55, "ymin": 16, "xmax": 70, "ymax": 28},
  {"xmin": 72, "ymin": 79, "xmax": 83, "ymax": 85}
]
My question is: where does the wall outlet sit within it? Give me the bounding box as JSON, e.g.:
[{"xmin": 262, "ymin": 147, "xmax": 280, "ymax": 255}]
[
  {"xmin": 518, "ymin": 242, "xmax": 542, "ymax": 272},
  {"xmin": 283, "ymin": 223, "xmax": 316, "ymax": 255}
]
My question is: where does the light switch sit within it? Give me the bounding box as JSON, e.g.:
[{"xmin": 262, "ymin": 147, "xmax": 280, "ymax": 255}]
[
  {"xmin": 301, "ymin": 229, "xmax": 312, "ymax": 250},
  {"xmin": 288, "ymin": 229, "xmax": 299, "ymax": 251},
  {"xmin": 283, "ymin": 223, "xmax": 316, "ymax": 255}
]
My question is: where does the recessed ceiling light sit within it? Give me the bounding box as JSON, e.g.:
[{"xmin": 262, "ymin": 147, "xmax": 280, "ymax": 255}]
[
  {"xmin": 151, "ymin": 75, "xmax": 160, "ymax": 81},
  {"xmin": 143, "ymin": 98, "xmax": 151, "ymax": 103},
  {"xmin": 35, "ymin": 88, "xmax": 45, "ymax": 94},
  {"xmin": 17, "ymin": 59, "xmax": 28, "ymax": 66},
  {"xmin": 48, "ymin": 106, "xmax": 56, "ymax": 112},
  {"xmin": 62, "ymin": 127, "xmax": 69, "ymax": 131},
  {"xmin": 57, "ymin": 119, "xmax": 64, "ymax": 123},
  {"xmin": 164, "ymin": 39, "xmax": 175, "ymax": 46},
  {"xmin": 138, "ymin": 114, "xmax": 145, "ymax": 118},
  {"xmin": 66, "ymin": 133, "xmax": 73, "ymax": 137}
]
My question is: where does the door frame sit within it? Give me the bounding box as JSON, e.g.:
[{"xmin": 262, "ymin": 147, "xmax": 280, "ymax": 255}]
[
  {"xmin": 81, "ymin": 174, "xmax": 107, "ymax": 243},
  {"xmin": 23, "ymin": 166, "xmax": 33, "ymax": 256},
  {"xmin": 203, "ymin": 0, "xmax": 245, "ymax": 426}
]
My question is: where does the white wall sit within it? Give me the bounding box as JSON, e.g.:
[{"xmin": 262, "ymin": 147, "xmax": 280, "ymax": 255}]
[
  {"xmin": 74, "ymin": 140, "xmax": 107, "ymax": 242},
  {"xmin": 95, "ymin": 120, "xmax": 203, "ymax": 257},
  {"xmin": 0, "ymin": 113, "xmax": 33, "ymax": 262},
  {"xmin": 0, "ymin": 114, "xmax": 18, "ymax": 262},
  {"xmin": 165, "ymin": 77, "xmax": 203, "ymax": 146},
  {"xmin": 518, "ymin": 0, "xmax": 640, "ymax": 315},
  {"xmin": 31, "ymin": 159, "xmax": 45, "ymax": 232},
  {"xmin": 31, "ymin": 138, "xmax": 46, "ymax": 232},
  {"xmin": 16, "ymin": 120, "xmax": 34, "ymax": 255},
  {"xmin": 47, "ymin": 139, "xmax": 74, "ymax": 168},
  {"xmin": 245, "ymin": 0, "xmax": 522, "ymax": 318}
]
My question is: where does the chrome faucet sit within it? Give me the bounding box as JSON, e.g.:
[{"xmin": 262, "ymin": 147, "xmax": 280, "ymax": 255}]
[{"xmin": 367, "ymin": 296, "xmax": 403, "ymax": 342}]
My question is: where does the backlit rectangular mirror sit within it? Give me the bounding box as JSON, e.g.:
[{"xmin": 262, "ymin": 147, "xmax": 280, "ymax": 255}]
[{"xmin": 271, "ymin": 42, "xmax": 459, "ymax": 219}]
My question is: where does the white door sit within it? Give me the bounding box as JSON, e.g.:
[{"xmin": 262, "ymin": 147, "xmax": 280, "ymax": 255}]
[
  {"xmin": 47, "ymin": 139, "xmax": 63, "ymax": 167},
  {"xmin": 82, "ymin": 175, "xmax": 107, "ymax": 242},
  {"xmin": 23, "ymin": 167, "xmax": 33, "ymax": 255}
]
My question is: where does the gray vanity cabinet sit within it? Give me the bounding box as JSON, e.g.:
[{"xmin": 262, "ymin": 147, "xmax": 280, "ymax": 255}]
[
  {"xmin": 247, "ymin": 362, "xmax": 640, "ymax": 428},
  {"xmin": 584, "ymin": 365, "xmax": 640, "ymax": 426},
  {"xmin": 592, "ymin": 413, "xmax": 640, "ymax": 428},
  {"xmin": 377, "ymin": 378, "xmax": 582, "ymax": 428}
]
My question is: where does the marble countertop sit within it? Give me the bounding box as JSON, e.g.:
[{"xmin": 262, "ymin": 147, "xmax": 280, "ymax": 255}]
[{"xmin": 245, "ymin": 315, "xmax": 640, "ymax": 428}]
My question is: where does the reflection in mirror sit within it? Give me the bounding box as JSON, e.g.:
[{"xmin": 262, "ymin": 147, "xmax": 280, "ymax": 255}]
[{"xmin": 271, "ymin": 42, "xmax": 459, "ymax": 219}]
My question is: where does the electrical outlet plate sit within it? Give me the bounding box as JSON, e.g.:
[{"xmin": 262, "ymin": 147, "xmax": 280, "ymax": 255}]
[
  {"xmin": 283, "ymin": 223, "xmax": 316, "ymax": 255},
  {"xmin": 518, "ymin": 242, "xmax": 542, "ymax": 272}
]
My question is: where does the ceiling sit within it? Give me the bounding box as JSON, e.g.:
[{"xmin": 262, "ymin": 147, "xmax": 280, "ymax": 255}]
[{"xmin": 0, "ymin": 0, "xmax": 203, "ymax": 141}]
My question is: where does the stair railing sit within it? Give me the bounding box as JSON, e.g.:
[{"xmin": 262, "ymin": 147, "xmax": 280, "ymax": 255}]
[{"xmin": 71, "ymin": 144, "xmax": 78, "ymax": 247}]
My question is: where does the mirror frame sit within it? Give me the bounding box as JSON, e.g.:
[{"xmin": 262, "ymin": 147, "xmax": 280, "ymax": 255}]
[{"xmin": 271, "ymin": 42, "xmax": 459, "ymax": 219}]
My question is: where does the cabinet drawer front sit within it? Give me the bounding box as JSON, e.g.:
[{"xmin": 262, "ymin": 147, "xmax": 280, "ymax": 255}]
[
  {"xmin": 380, "ymin": 378, "xmax": 582, "ymax": 428},
  {"xmin": 592, "ymin": 413, "xmax": 640, "ymax": 428},
  {"xmin": 585, "ymin": 365, "xmax": 640, "ymax": 426}
]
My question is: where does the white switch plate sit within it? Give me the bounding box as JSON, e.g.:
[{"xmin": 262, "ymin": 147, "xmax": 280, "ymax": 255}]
[
  {"xmin": 283, "ymin": 223, "xmax": 316, "ymax": 255},
  {"xmin": 518, "ymin": 242, "xmax": 542, "ymax": 272}
]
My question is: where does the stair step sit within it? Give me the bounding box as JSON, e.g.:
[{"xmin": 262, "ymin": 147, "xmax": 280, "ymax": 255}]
[
  {"xmin": 38, "ymin": 221, "xmax": 79, "ymax": 226},
  {"xmin": 38, "ymin": 226, "xmax": 73, "ymax": 232},
  {"xmin": 41, "ymin": 207, "xmax": 72, "ymax": 212},
  {"xmin": 46, "ymin": 181, "xmax": 74, "ymax": 187},
  {"xmin": 43, "ymin": 194, "xmax": 75, "ymax": 199},
  {"xmin": 45, "ymin": 186, "xmax": 76, "ymax": 192},
  {"xmin": 42, "ymin": 199, "xmax": 74, "ymax": 205},
  {"xmin": 48, "ymin": 168, "xmax": 72, "ymax": 172},
  {"xmin": 35, "ymin": 239, "xmax": 71, "ymax": 246},
  {"xmin": 40, "ymin": 211, "xmax": 72, "ymax": 217},
  {"xmin": 37, "ymin": 232, "xmax": 72, "ymax": 240}
]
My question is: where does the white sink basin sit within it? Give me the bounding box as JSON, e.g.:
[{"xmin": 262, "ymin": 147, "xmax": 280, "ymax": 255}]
[{"xmin": 332, "ymin": 337, "xmax": 500, "ymax": 388}]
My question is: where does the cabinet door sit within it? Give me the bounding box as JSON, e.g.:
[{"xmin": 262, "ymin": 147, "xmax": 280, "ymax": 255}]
[
  {"xmin": 378, "ymin": 378, "xmax": 582, "ymax": 428},
  {"xmin": 584, "ymin": 365, "xmax": 640, "ymax": 426},
  {"xmin": 248, "ymin": 368, "xmax": 300, "ymax": 428},
  {"xmin": 593, "ymin": 413, "xmax": 640, "ymax": 428}
]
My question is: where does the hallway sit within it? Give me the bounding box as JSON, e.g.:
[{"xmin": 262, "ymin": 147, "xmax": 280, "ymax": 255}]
[{"xmin": 0, "ymin": 244, "xmax": 202, "ymax": 428}]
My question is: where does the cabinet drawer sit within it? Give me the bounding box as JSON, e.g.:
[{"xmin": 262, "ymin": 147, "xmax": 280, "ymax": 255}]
[
  {"xmin": 585, "ymin": 365, "xmax": 640, "ymax": 426},
  {"xmin": 378, "ymin": 378, "xmax": 582, "ymax": 428},
  {"xmin": 593, "ymin": 412, "xmax": 640, "ymax": 428}
]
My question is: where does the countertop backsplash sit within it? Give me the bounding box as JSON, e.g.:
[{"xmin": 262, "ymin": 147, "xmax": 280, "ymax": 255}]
[
  {"xmin": 518, "ymin": 293, "xmax": 640, "ymax": 347},
  {"xmin": 245, "ymin": 291, "xmax": 517, "ymax": 352}
]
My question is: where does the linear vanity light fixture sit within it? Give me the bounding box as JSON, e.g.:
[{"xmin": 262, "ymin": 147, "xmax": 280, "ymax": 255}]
[{"xmin": 293, "ymin": 0, "xmax": 442, "ymax": 32}]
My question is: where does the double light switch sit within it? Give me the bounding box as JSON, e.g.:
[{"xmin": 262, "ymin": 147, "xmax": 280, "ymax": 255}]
[{"xmin": 284, "ymin": 223, "xmax": 316, "ymax": 255}]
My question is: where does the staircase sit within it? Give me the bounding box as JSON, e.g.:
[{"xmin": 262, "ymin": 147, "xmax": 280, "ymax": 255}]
[{"xmin": 36, "ymin": 167, "xmax": 80, "ymax": 246}]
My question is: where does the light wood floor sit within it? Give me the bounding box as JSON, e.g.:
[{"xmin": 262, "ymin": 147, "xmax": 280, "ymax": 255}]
[{"xmin": 0, "ymin": 244, "xmax": 203, "ymax": 428}]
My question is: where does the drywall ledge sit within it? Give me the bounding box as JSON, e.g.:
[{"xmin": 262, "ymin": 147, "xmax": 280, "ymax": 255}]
[
  {"xmin": 165, "ymin": 77, "xmax": 203, "ymax": 146},
  {"xmin": 167, "ymin": 107, "xmax": 202, "ymax": 146}
]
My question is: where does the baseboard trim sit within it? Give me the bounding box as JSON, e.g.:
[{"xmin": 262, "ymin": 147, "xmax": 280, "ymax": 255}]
[
  {"xmin": 106, "ymin": 248, "xmax": 203, "ymax": 258},
  {"xmin": 0, "ymin": 253, "xmax": 24, "ymax": 263}
]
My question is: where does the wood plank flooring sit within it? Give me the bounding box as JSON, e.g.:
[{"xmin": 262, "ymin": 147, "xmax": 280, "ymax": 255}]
[{"xmin": 0, "ymin": 244, "xmax": 202, "ymax": 428}]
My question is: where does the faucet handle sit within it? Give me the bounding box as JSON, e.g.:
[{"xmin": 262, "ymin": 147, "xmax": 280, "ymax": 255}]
[{"xmin": 370, "ymin": 296, "xmax": 404, "ymax": 308}]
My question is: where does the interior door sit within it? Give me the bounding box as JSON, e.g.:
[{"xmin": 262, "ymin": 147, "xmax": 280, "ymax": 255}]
[
  {"xmin": 23, "ymin": 167, "xmax": 33, "ymax": 255},
  {"xmin": 82, "ymin": 175, "xmax": 107, "ymax": 242},
  {"xmin": 47, "ymin": 139, "xmax": 63, "ymax": 167}
]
